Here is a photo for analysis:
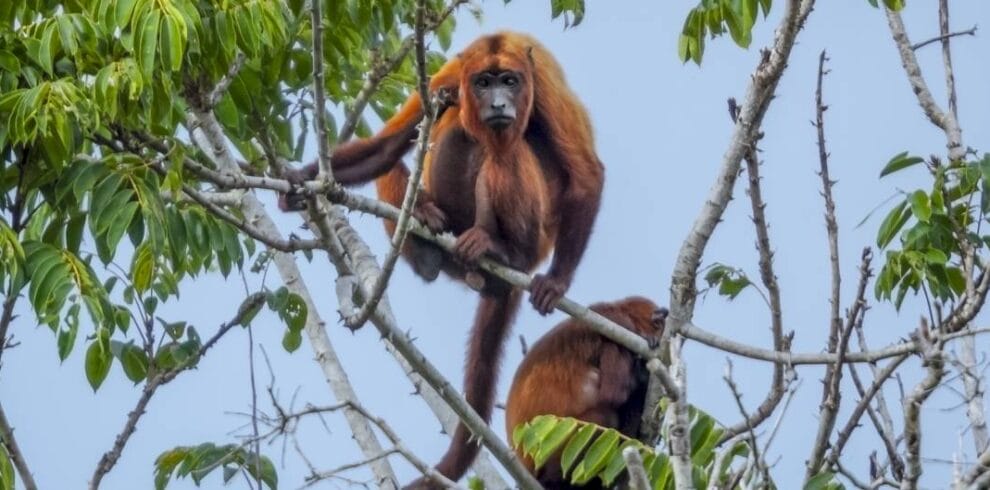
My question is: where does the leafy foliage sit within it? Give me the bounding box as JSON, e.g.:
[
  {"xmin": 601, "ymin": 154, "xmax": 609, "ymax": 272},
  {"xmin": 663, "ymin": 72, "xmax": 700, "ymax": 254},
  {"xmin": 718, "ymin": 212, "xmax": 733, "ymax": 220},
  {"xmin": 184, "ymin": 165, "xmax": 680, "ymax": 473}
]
[
  {"xmin": 0, "ymin": 442, "xmax": 13, "ymax": 490},
  {"xmin": 704, "ymin": 263, "xmax": 752, "ymax": 300},
  {"xmin": 154, "ymin": 443, "xmax": 277, "ymax": 490},
  {"xmin": 512, "ymin": 405, "xmax": 755, "ymax": 489},
  {"xmin": 873, "ymin": 154, "xmax": 990, "ymax": 309},
  {"xmin": 679, "ymin": 0, "xmax": 772, "ymax": 64}
]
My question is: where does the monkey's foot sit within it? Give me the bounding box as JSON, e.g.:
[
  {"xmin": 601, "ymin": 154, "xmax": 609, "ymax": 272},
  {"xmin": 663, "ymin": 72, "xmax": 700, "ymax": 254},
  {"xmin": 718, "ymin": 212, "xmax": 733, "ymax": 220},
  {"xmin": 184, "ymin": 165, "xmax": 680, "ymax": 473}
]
[
  {"xmin": 453, "ymin": 227, "xmax": 495, "ymax": 264},
  {"xmin": 414, "ymin": 201, "xmax": 448, "ymax": 234},
  {"xmin": 530, "ymin": 273, "xmax": 569, "ymax": 316}
]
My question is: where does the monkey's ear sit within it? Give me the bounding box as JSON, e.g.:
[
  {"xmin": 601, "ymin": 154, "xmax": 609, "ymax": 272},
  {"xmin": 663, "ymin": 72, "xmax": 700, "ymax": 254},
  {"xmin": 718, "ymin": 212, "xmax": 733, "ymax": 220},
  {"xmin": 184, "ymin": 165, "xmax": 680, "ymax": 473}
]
[{"xmin": 526, "ymin": 46, "xmax": 535, "ymax": 63}]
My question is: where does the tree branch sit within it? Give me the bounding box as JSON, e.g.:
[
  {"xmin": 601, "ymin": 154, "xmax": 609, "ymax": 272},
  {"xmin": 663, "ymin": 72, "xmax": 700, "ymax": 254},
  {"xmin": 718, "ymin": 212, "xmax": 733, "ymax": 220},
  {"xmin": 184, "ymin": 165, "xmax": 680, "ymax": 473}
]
[
  {"xmin": 184, "ymin": 96, "xmax": 402, "ymax": 488},
  {"xmin": 654, "ymin": 2, "xmax": 817, "ymax": 483},
  {"xmin": 717, "ymin": 95, "xmax": 792, "ymax": 444},
  {"xmin": 910, "ymin": 25, "xmax": 977, "ymax": 51},
  {"xmin": 623, "ymin": 446, "xmax": 651, "ymax": 490},
  {"xmin": 309, "ymin": 0, "xmax": 334, "ymax": 180},
  {"xmin": 900, "ymin": 322, "xmax": 945, "ymax": 490},
  {"xmin": 0, "ymin": 402, "xmax": 38, "ymax": 490},
  {"xmin": 343, "ymin": 0, "xmax": 435, "ymax": 330},
  {"xmin": 336, "ymin": 0, "xmax": 468, "ymax": 143},
  {"xmin": 884, "ymin": 6, "xmax": 964, "ymax": 160}
]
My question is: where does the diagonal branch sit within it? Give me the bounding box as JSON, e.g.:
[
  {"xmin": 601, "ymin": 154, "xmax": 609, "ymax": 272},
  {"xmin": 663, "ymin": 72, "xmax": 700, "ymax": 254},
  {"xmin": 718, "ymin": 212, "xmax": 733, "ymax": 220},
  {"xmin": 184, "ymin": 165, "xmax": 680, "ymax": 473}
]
[
  {"xmin": 184, "ymin": 96, "xmax": 402, "ymax": 488},
  {"xmin": 0, "ymin": 401, "xmax": 38, "ymax": 490},
  {"xmin": 884, "ymin": 7, "xmax": 964, "ymax": 160},
  {"xmin": 718, "ymin": 96, "xmax": 791, "ymax": 444},
  {"xmin": 807, "ymin": 249, "xmax": 872, "ymax": 481},
  {"xmin": 910, "ymin": 25, "xmax": 978, "ymax": 51},
  {"xmin": 343, "ymin": 0, "xmax": 436, "ymax": 330},
  {"xmin": 655, "ymin": 3, "xmax": 817, "ymax": 485},
  {"xmin": 89, "ymin": 293, "xmax": 266, "ymax": 490}
]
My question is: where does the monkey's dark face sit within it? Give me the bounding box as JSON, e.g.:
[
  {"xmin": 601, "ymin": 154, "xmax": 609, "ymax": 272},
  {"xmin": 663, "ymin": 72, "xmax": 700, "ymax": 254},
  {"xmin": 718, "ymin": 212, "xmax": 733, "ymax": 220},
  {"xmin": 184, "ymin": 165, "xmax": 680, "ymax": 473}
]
[{"xmin": 470, "ymin": 70, "xmax": 524, "ymax": 130}]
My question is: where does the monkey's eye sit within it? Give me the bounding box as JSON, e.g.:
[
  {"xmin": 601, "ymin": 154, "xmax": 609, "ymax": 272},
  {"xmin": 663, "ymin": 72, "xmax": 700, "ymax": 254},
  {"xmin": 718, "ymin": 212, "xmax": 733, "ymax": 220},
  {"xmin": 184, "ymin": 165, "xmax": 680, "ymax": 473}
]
[
  {"xmin": 475, "ymin": 78, "xmax": 490, "ymax": 88},
  {"xmin": 503, "ymin": 75, "xmax": 518, "ymax": 87}
]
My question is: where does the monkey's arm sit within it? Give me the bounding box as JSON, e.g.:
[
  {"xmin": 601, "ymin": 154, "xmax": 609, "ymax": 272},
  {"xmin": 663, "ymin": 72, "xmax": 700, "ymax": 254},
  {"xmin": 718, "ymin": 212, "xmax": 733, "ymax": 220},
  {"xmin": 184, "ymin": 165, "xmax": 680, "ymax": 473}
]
[
  {"xmin": 530, "ymin": 157, "xmax": 604, "ymax": 314},
  {"xmin": 453, "ymin": 169, "xmax": 512, "ymax": 265}
]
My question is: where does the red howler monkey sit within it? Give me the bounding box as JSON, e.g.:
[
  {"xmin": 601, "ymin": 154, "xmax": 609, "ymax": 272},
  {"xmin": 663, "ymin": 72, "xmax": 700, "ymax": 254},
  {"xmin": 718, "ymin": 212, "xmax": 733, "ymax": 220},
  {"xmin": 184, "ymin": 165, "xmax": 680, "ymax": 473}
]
[
  {"xmin": 281, "ymin": 31, "xmax": 604, "ymax": 488},
  {"xmin": 505, "ymin": 297, "xmax": 668, "ymax": 490}
]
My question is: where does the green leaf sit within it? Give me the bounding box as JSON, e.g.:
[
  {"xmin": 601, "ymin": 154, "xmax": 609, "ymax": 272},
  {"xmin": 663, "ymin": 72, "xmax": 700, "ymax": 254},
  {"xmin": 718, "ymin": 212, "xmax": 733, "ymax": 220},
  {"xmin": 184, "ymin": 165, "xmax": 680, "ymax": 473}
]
[
  {"xmin": 879, "ymin": 151, "xmax": 924, "ymax": 177},
  {"xmin": 572, "ymin": 429, "xmax": 620, "ymax": 484},
  {"xmin": 876, "ymin": 200, "xmax": 909, "ymax": 249},
  {"xmin": 57, "ymin": 305, "xmax": 80, "ymax": 361},
  {"xmin": 139, "ymin": 10, "xmax": 162, "ymax": 77},
  {"xmin": 0, "ymin": 442, "xmax": 13, "ymax": 490},
  {"xmin": 561, "ymin": 423, "xmax": 597, "ymax": 476},
  {"xmin": 533, "ymin": 417, "xmax": 579, "ymax": 469},
  {"xmin": 909, "ymin": 190, "xmax": 931, "ymax": 223},
  {"xmin": 0, "ymin": 50, "xmax": 20, "ymax": 73},
  {"xmin": 121, "ymin": 344, "xmax": 149, "ymax": 383},
  {"xmin": 281, "ymin": 329, "xmax": 302, "ymax": 353},
  {"xmin": 805, "ymin": 470, "xmax": 844, "ymax": 490},
  {"xmin": 132, "ymin": 242, "xmax": 155, "ymax": 293},
  {"xmin": 85, "ymin": 329, "xmax": 113, "ymax": 390}
]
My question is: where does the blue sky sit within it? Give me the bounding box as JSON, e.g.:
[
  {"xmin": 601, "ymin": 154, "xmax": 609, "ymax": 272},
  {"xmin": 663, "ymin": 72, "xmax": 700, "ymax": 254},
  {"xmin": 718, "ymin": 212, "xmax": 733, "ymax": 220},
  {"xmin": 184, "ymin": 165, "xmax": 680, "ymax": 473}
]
[{"xmin": 4, "ymin": 1, "xmax": 990, "ymax": 489}]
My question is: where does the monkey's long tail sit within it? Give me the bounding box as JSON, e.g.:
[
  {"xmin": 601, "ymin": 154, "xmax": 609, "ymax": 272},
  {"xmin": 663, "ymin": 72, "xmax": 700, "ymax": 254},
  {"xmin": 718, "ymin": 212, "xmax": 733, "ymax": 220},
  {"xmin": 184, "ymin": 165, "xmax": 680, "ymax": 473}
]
[{"xmin": 404, "ymin": 288, "xmax": 523, "ymax": 489}]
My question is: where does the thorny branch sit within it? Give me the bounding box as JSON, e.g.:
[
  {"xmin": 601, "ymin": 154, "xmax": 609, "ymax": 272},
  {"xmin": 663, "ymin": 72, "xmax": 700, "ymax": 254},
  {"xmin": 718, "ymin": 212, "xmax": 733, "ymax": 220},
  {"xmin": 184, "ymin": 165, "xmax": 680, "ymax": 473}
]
[
  {"xmin": 717, "ymin": 95, "xmax": 792, "ymax": 444},
  {"xmin": 343, "ymin": 1, "xmax": 436, "ymax": 330},
  {"xmin": 183, "ymin": 160, "xmax": 990, "ymax": 367},
  {"xmin": 0, "ymin": 401, "xmax": 38, "ymax": 490},
  {"xmin": 184, "ymin": 88, "xmax": 401, "ymax": 487},
  {"xmin": 884, "ymin": 6, "xmax": 964, "ymax": 160},
  {"xmin": 655, "ymin": 1, "xmax": 816, "ymax": 484},
  {"xmin": 900, "ymin": 322, "xmax": 946, "ymax": 490}
]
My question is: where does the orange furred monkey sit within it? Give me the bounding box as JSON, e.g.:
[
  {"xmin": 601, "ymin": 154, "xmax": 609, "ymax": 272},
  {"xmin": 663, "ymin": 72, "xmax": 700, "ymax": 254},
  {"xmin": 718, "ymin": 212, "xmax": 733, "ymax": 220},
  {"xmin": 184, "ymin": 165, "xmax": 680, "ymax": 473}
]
[
  {"xmin": 281, "ymin": 31, "xmax": 604, "ymax": 488},
  {"xmin": 506, "ymin": 297, "xmax": 667, "ymax": 490}
]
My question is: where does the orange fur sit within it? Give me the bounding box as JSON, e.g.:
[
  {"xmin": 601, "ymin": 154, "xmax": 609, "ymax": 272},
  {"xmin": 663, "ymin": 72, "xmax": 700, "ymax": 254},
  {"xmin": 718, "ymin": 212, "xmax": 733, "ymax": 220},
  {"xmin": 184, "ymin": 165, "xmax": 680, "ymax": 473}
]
[{"xmin": 505, "ymin": 297, "xmax": 665, "ymax": 490}]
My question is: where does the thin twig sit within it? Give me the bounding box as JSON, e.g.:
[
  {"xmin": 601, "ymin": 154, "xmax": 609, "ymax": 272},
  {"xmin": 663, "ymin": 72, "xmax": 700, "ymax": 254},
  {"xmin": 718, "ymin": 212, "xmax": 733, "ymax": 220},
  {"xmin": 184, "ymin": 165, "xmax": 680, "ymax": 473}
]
[
  {"xmin": 0, "ymin": 401, "xmax": 39, "ymax": 490},
  {"xmin": 309, "ymin": 0, "xmax": 334, "ymax": 180},
  {"xmin": 808, "ymin": 249, "xmax": 872, "ymax": 480},
  {"xmin": 336, "ymin": 0, "xmax": 468, "ymax": 143},
  {"xmin": 718, "ymin": 94, "xmax": 790, "ymax": 443},
  {"xmin": 816, "ymin": 49, "xmax": 844, "ymax": 397},
  {"xmin": 89, "ymin": 293, "xmax": 266, "ymax": 489},
  {"xmin": 344, "ymin": 0, "xmax": 436, "ymax": 330},
  {"xmin": 208, "ymin": 52, "xmax": 246, "ymax": 107},
  {"xmin": 910, "ymin": 25, "xmax": 977, "ymax": 51},
  {"xmin": 723, "ymin": 360, "xmax": 768, "ymax": 483}
]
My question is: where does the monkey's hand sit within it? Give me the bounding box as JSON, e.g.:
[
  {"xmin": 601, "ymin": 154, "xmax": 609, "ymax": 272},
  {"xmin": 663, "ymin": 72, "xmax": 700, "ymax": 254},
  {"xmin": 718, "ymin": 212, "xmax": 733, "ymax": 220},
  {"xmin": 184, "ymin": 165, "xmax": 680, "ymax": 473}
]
[
  {"xmin": 277, "ymin": 165, "xmax": 315, "ymax": 212},
  {"xmin": 434, "ymin": 86, "xmax": 459, "ymax": 111},
  {"xmin": 413, "ymin": 200, "xmax": 448, "ymax": 234},
  {"xmin": 453, "ymin": 227, "xmax": 497, "ymax": 264},
  {"xmin": 530, "ymin": 273, "xmax": 570, "ymax": 316}
]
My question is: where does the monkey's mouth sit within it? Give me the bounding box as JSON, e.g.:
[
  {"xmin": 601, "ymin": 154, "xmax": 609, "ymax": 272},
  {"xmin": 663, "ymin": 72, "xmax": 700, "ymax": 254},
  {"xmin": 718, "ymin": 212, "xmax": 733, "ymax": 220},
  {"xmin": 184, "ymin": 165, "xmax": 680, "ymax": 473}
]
[{"xmin": 485, "ymin": 115, "xmax": 515, "ymax": 129}]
